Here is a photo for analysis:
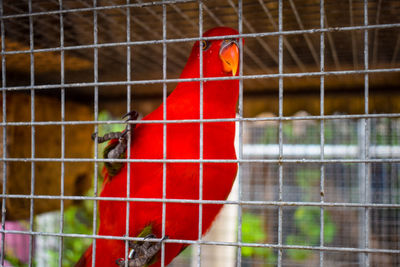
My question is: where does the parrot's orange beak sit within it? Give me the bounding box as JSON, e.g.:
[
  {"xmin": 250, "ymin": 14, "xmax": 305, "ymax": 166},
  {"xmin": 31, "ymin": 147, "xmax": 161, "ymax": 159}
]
[{"xmin": 219, "ymin": 40, "xmax": 239, "ymax": 76}]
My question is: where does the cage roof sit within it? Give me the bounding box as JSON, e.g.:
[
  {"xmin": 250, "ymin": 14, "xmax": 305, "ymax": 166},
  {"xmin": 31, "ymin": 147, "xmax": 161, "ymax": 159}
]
[{"xmin": 1, "ymin": 0, "xmax": 400, "ymax": 111}]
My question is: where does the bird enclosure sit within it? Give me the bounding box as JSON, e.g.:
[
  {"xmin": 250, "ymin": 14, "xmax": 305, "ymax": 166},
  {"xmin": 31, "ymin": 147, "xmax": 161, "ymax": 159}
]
[{"xmin": 0, "ymin": 0, "xmax": 399, "ymax": 266}]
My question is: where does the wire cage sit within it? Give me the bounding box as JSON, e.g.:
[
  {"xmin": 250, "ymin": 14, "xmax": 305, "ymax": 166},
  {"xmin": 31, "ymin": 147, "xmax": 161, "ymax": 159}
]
[{"xmin": 0, "ymin": 0, "xmax": 400, "ymax": 266}]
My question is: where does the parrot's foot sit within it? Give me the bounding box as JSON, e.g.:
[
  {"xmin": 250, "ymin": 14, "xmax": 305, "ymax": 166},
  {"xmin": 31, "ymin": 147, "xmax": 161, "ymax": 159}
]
[
  {"xmin": 91, "ymin": 131, "xmax": 127, "ymax": 144},
  {"xmin": 116, "ymin": 235, "xmax": 169, "ymax": 267},
  {"xmin": 91, "ymin": 110, "xmax": 139, "ymax": 159}
]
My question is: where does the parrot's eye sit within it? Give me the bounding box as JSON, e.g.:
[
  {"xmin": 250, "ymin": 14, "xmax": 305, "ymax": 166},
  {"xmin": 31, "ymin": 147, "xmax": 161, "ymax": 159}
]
[{"xmin": 201, "ymin": 40, "xmax": 210, "ymax": 51}]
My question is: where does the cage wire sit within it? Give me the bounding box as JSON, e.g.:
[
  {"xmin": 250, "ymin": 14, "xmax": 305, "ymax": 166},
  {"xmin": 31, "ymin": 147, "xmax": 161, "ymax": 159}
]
[{"xmin": 0, "ymin": 0, "xmax": 400, "ymax": 266}]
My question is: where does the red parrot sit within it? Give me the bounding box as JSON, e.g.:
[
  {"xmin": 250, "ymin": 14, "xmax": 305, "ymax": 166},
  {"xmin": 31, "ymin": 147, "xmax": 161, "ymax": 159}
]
[{"xmin": 76, "ymin": 26, "xmax": 241, "ymax": 267}]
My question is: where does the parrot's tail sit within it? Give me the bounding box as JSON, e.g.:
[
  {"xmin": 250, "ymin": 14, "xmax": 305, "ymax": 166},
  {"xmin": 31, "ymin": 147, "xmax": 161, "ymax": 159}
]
[{"xmin": 75, "ymin": 244, "xmax": 92, "ymax": 267}]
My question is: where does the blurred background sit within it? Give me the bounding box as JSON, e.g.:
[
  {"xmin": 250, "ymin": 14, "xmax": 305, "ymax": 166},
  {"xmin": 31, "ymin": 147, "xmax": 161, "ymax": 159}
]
[{"xmin": 0, "ymin": 0, "xmax": 399, "ymax": 266}]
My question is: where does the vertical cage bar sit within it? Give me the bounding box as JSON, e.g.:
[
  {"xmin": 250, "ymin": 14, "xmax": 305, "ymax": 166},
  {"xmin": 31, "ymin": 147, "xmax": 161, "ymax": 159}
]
[
  {"xmin": 197, "ymin": 1, "xmax": 204, "ymax": 266},
  {"xmin": 92, "ymin": 1, "xmax": 99, "ymax": 266},
  {"xmin": 58, "ymin": 0, "xmax": 66, "ymax": 266},
  {"xmin": 0, "ymin": 0, "xmax": 7, "ymax": 265},
  {"xmin": 161, "ymin": 1, "xmax": 167, "ymax": 267},
  {"xmin": 236, "ymin": 0, "xmax": 244, "ymax": 266},
  {"xmin": 319, "ymin": 0, "xmax": 325, "ymax": 266},
  {"xmin": 363, "ymin": 0, "xmax": 371, "ymax": 266},
  {"xmin": 28, "ymin": 1, "xmax": 36, "ymax": 265},
  {"xmin": 357, "ymin": 118, "xmax": 367, "ymax": 265},
  {"xmin": 124, "ymin": 1, "xmax": 132, "ymax": 267},
  {"xmin": 277, "ymin": 0, "xmax": 284, "ymax": 265}
]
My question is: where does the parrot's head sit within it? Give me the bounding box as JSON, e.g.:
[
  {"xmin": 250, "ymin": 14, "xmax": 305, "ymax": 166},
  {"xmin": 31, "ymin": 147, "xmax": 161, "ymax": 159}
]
[{"xmin": 182, "ymin": 27, "xmax": 241, "ymax": 78}]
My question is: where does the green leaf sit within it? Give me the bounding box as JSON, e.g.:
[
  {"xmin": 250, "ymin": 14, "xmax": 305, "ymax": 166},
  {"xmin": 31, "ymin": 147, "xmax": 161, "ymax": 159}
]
[
  {"xmin": 241, "ymin": 212, "xmax": 276, "ymax": 265},
  {"xmin": 286, "ymin": 207, "xmax": 336, "ymax": 262}
]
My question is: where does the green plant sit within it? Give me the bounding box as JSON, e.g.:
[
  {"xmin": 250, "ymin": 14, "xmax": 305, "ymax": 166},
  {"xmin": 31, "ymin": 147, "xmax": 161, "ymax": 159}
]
[
  {"xmin": 285, "ymin": 168, "xmax": 336, "ymax": 261},
  {"xmin": 62, "ymin": 205, "xmax": 93, "ymax": 266},
  {"xmin": 286, "ymin": 207, "xmax": 336, "ymax": 261},
  {"xmin": 241, "ymin": 212, "xmax": 276, "ymax": 266},
  {"xmin": 4, "ymin": 254, "xmax": 28, "ymax": 267}
]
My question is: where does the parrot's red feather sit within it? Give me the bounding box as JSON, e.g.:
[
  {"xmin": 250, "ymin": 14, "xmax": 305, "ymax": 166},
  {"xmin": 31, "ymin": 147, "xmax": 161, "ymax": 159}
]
[{"xmin": 76, "ymin": 27, "xmax": 240, "ymax": 267}]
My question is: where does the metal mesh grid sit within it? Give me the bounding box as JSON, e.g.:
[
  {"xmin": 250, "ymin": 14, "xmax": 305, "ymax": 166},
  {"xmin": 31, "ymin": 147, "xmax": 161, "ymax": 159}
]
[
  {"xmin": 0, "ymin": 0, "xmax": 399, "ymax": 266},
  {"xmin": 243, "ymin": 117, "xmax": 400, "ymax": 265}
]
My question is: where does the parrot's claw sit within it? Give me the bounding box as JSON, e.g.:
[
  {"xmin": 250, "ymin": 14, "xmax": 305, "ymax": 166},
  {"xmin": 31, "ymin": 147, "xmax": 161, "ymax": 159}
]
[
  {"xmin": 123, "ymin": 110, "xmax": 139, "ymax": 122},
  {"xmin": 116, "ymin": 235, "xmax": 169, "ymax": 267},
  {"xmin": 92, "ymin": 110, "xmax": 140, "ymax": 160}
]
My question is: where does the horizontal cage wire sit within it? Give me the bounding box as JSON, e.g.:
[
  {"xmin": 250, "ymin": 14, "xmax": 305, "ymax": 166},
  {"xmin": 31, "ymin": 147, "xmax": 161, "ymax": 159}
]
[{"xmin": 0, "ymin": 0, "xmax": 399, "ymax": 267}]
